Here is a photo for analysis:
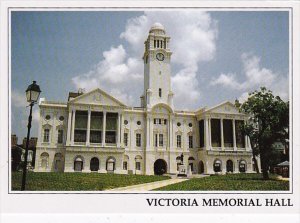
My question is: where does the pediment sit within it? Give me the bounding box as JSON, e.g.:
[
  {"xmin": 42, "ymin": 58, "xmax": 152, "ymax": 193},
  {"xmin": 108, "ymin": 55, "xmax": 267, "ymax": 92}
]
[
  {"xmin": 206, "ymin": 101, "xmax": 242, "ymax": 115},
  {"xmin": 68, "ymin": 88, "xmax": 126, "ymax": 107},
  {"xmin": 151, "ymin": 103, "xmax": 173, "ymax": 114}
]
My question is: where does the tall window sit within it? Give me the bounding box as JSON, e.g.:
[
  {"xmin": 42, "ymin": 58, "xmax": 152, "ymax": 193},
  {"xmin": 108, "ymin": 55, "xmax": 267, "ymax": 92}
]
[
  {"xmin": 177, "ymin": 135, "xmax": 182, "ymax": 148},
  {"xmin": 223, "ymin": 119, "xmax": 233, "ymax": 147},
  {"xmin": 235, "ymin": 120, "xmax": 245, "ymax": 148},
  {"xmin": 199, "ymin": 120, "xmax": 204, "ymax": 148},
  {"xmin": 57, "ymin": 129, "xmax": 63, "ymax": 144},
  {"xmin": 43, "ymin": 129, "xmax": 50, "ymax": 142},
  {"xmin": 211, "ymin": 119, "xmax": 221, "ymax": 147},
  {"xmin": 124, "ymin": 133, "xmax": 128, "ymax": 146},
  {"xmin": 155, "ymin": 134, "xmax": 158, "ymax": 147},
  {"xmin": 123, "ymin": 161, "xmax": 128, "ymax": 170},
  {"xmin": 74, "ymin": 110, "xmax": 88, "ymax": 143},
  {"xmin": 159, "ymin": 134, "xmax": 164, "ymax": 147},
  {"xmin": 90, "ymin": 112, "xmax": 102, "ymax": 143},
  {"xmin": 188, "ymin": 135, "xmax": 193, "ymax": 148},
  {"xmin": 159, "ymin": 88, "xmax": 162, "ymax": 97},
  {"xmin": 105, "ymin": 113, "xmax": 117, "ymax": 144},
  {"xmin": 136, "ymin": 133, "xmax": 141, "ymax": 147}
]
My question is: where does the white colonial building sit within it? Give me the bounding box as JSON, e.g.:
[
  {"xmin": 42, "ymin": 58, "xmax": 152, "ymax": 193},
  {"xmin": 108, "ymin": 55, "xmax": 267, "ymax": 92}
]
[{"xmin": 35, "ymin": 23, "xmax": 256, "ymax": 175}]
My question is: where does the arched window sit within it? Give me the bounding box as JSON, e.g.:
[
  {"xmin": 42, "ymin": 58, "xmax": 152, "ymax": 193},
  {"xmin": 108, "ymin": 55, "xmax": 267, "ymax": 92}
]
[
  {"xmin": 239, "ymin": 160, "xmax": 247, "ymax": 173},
  {"xmin": 106, "ymin": 157, "xmax": 116, "ymax": 172},
  {"xmin": 40, "ymin": 152, "xmax": 49, "ymax": 170},
  {"xmin": 226, "ymin": 160, "xmax": 234, "ymax": 173},
  {"xmin": 43, "ymin": 129, "xmax": 50, "ymax": 142},
  {"xmin": 159, "ymin": 88, "xmax": 162, "ymax": 97},
  {"xmin": 213, "ymin": 159, "xmax": 222, "ymax": 172},
  {"xmin": 74, "ymin": 156, "xmax": 84, "ymax": 172},
  {"xmin": 199, "ymin": 161, "xmax": 205, "ymax": 174},
  {"xmin": 54, "ymin": 153, "xmax": 63, "ymax": 172},
  {"xmin": 90, "ymin": 157, "xmax": 99, "ymax": 171}
]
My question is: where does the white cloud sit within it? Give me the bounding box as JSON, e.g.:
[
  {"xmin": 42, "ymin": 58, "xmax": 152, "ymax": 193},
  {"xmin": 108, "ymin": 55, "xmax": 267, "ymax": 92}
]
[
  {"xmin": 211, "ymin": 52, "xmax": 288, "ymax": 100},
  {"xmin": 211, "ymin": 73, "xmax": 241, "ymax": 90},
  {"xmin": 72, "ymin": 11, "xmax": 218, "ymax": 108},
  {"xmin": 72, "ymin": 45, "xmax": 143, "ymax": 104},
  {"xmin": 11, "ymin": 90, "xmax": 27, "ymax": 108},
  {"xmin": 238, "ymin": 92, "xmax": 250, "ymax": 103}
]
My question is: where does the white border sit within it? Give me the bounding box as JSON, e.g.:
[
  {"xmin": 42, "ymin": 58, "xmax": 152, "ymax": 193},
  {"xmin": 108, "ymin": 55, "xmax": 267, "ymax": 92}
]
[{"xmin": 1, "ymin": 0, "xmax": 300, "ymax": 219}]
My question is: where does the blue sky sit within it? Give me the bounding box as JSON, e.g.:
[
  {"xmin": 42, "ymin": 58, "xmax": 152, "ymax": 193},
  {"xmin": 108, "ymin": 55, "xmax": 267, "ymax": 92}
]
[{"xmin": 11, "ymin": 11, "xmax": 289, "ymax": 141}]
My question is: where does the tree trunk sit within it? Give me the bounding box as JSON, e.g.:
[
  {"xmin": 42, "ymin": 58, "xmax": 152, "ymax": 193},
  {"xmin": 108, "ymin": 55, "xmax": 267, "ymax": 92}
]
[
  {"xmin": 253, "ymin": 156, "xmax": 260, "ymax": 173},
  {"xmin": 249, "ymin": 138, "xmax": 260, "ymax": 173},
  {"xmin": 260, "ymin": 149, "xmax": 269, "ymax": 180}
]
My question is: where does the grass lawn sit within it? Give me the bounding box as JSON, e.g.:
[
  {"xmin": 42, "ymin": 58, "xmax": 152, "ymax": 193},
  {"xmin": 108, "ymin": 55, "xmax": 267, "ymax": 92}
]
[
  {"xmin": 11, "ymin": 172, "xmax": 170, "ymax": 191},
  {"xmin": 154, "ymin": 174, "xmax": 289, "ymax": 191}
]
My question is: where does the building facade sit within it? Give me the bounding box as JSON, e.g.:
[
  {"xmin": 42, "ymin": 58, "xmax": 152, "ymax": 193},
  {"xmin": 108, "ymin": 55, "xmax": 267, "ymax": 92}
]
[{"xmin": 35, "ymin": 23, "xmax": 255, "ymax": 175}]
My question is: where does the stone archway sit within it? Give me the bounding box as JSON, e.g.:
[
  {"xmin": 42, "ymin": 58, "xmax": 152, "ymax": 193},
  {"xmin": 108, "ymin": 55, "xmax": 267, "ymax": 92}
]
[
  {"xmin": 154, "ymin": 159, "xmax": 167, "ymax": 175},
  {"xmin": 226, "ymin": 160, "xmax": 234, "ymax": 173},
  {"xmin": 90, "ymin": 157, "xmax": 99, "ymax": 171},
  {"xmin": 199, "ymin": 161, "xmax": 205, "ymax": 174}
]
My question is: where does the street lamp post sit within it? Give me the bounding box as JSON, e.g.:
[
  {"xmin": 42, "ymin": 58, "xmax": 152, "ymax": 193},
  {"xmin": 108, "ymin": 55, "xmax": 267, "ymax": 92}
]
[{"xmin": 21, "ymin": 81, "xmax": 41, "ymax": 191}]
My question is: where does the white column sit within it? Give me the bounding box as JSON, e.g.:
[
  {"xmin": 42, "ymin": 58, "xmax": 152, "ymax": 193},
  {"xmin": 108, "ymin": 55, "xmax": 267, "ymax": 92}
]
[
  {"xmin": 182, "ymin": 121, "xmax": 186, "ymax": 151},
  {"xmin": 167, "ymin": 117, "xmax": 170, "ymax": 149},
  {"xmin": 169, "ymin": 116, "xmax": 174, "ymax": 149},
  {"xmin": 233, "ymin": 119, "xmax": 237, "ymax": 151},
  {"xmin": 102, "ymin": 111, "xmax": 106, "ymax": 147},
  {"xmin": 66, "ymin": 109, "xmax": 72, "ymax": 145},
  {"xmin": 117, "ymin": 112, "xmax": 121, "ymax": 147},
  {"xmin": 149, "ymin": 117, "xmax": 153, "ymax": 149},
  {"xmin": 52, "ymin": 112, "xmax": 56, "ymax": 144},
  {"xmin": 86, "ymin": 109, "xmax": 91, "ymax": 146},
  {"xmin": 130, "ymin": 116, "xmax": 135, "ymax": 149},
  {"xmin": 146, "ymin": 115, "xmax": 150, "ymax": 150},
  {"xmin": 221, "ymin": 118, "xmax": 224, "ymax": 150},
  {"xmin": 209, "ymin": 118, "xmax": 212, "ymax": 148},
  {"xmin": 71, "ymin": 109, "xmax": 75, "ymax": 144},
  {"xmin": 205, "ymin": 118, "xmax": 209, "ymax": 149},
  {"xmin": 120, "ymin": 114, "xmax": 124, "ymax": 147}
]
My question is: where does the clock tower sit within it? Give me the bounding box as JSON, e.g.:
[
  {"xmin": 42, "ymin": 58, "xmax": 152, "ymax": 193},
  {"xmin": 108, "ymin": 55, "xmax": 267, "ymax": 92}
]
[{"xmin": 142, "ymin": 23, "xmax": 174, "ymax": 109}]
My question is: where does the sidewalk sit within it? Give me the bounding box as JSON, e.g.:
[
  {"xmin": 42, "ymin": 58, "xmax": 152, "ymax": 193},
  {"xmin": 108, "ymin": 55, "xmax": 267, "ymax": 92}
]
[{"xmin": 106, "ymin": 178, "xmax": 189, "ymax": 191}]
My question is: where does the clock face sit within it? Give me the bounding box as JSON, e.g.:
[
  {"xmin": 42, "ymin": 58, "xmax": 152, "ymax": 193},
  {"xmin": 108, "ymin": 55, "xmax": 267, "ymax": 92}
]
[{"xmin": 156, "ymin": 53, "xmax": 164, "ymax": 61}]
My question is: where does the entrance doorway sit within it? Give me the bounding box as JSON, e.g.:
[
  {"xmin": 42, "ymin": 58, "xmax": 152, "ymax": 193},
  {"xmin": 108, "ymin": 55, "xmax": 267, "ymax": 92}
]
[
  {"xmin": 90, "ymin": 157, "xmax": 99, "ymax": 171},
  {"xmin": 154, "ymin": 159, "xmax": 167, "ymax": 175}
]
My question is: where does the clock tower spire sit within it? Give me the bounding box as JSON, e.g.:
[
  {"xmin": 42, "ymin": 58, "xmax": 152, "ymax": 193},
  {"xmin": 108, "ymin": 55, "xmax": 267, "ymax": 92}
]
[{"xmin": 142, "ymin": 23, "xmax": 174, "ymax": 109}]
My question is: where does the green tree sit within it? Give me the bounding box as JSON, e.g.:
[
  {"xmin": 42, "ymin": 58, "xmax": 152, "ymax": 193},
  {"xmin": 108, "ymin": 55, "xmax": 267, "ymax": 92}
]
[{"xmin": 236, "ymin": 87, "xmax": 289, "ymax": 180}]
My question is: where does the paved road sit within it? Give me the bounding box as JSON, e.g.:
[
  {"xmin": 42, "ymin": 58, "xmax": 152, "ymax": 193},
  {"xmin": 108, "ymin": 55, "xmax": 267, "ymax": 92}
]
[{"xmin": 106, "ymin": 178, "xmax": 189, "ymax": 191}]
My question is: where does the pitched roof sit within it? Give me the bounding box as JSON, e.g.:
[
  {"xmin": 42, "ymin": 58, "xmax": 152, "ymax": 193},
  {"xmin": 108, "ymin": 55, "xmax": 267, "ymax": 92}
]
[
  {"xmin": 277, "ymin": 161, "xmax": 289, "ymax": 166},
  {"xmin": 68, "ymin": 88, "xmax": 127, "ymax": 107}
]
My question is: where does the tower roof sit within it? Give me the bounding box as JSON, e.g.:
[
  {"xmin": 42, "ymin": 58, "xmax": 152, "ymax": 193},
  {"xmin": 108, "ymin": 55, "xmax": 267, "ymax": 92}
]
[{"xmin": 149, "ymin": 23, "xmax": 165, "ymax": 34}]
